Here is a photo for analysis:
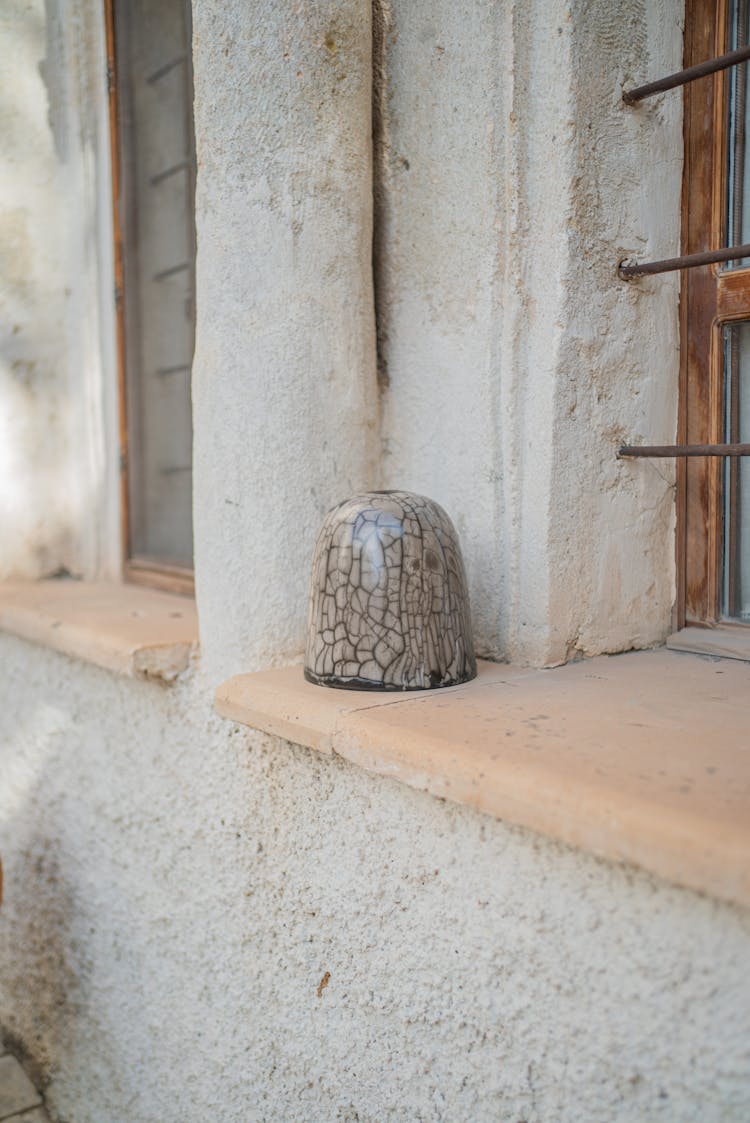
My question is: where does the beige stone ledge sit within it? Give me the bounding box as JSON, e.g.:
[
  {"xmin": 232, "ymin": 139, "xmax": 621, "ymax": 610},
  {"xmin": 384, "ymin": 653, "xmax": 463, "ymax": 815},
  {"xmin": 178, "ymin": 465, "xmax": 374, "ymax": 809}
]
[
  {"xmin": 667, "ymin": 623, "xmax": 750, "ymax": 662},
  {"xmin": 216, "ymin": 650, "xmax": 750, "ymax": 909},
  {"xmin": 0, "ymin": 580, "xmax": 197, "ymax": 683}
]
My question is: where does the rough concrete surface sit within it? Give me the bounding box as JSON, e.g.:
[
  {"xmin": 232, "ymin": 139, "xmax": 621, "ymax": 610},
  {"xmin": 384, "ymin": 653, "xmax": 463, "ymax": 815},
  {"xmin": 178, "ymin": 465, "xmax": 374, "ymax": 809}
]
[
  {"xmin": 0, "ymin": 1053, "xmax": 43, "ymax": 1118},
  {"xmin": 0, "ymin": 635, "xmax": 749, "ymax": 1123},
  {"xmin": 547, "ymin": 0, "xmax": 684, "ymax": 664},
  {"xmin": 3, "ymin": 0, "xmax": 749, "ymax": 1120},
  {"xmin": 1, "ymin": 0, "xmax": 685, "ymax": 668},
  {"xmin": 375, "ymin": 0, "xmax": 683, "ymax": 665},
  {"xmin": 190, "ymin": 0, "xmax": 684, "ymax": 680},
  {"xmin": 191, "ymin": 0, "xmax": 379, "ymax": 681}
]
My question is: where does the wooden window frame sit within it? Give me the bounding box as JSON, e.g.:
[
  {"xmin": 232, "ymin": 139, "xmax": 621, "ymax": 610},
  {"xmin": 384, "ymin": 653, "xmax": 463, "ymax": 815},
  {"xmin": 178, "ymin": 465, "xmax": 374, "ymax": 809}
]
[
  {"xmin": 103, "ymin": 0, "xmax": 195, "ymax": 599},
  {"xmin": 679, "ymin": 0, "xmax": 750, "ymax": 626}
]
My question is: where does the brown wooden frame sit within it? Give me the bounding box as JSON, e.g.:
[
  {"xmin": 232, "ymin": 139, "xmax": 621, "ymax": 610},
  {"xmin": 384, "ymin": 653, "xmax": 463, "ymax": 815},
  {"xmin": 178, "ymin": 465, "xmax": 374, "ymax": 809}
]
[
  {"xmin": 679, "ymin": 0, "xmax": 750, "ymax": 626},
  {"xmin": 103, "ymin": 0, "xmax": 195, "ymax": 598}
]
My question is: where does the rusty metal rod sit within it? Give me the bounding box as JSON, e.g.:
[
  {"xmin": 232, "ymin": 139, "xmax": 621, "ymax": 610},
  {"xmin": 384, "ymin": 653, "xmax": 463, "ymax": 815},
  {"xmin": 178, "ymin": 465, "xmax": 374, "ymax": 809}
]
[
  {"xmin": 623, "ymin": 42, "xmax": 750, "ymax": 104},
  {"xmin": 619, "ymin": 444, "xmax": 750, "ymax": 458},
  {"xmin": 619, "ymin": 243, "xmax": 750, "ymax": 278}
]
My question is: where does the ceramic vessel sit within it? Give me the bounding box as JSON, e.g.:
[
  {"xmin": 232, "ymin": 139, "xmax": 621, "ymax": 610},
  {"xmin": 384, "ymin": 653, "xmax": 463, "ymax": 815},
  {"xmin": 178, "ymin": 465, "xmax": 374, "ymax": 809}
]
[{"xmin": 305, "ymin": 490, "xmax": 476, "ymax": 690}]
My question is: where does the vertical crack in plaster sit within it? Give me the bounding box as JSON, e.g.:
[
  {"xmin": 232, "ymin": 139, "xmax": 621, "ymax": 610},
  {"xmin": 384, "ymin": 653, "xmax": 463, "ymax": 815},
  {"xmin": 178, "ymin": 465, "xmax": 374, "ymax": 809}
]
[
  {"xmin": 371, "ymin": 0, "xmax": 392, "ymax": 401},
  {"xmin": 496, "ymin": 0, "xmax": 543, "ymax": 661}
]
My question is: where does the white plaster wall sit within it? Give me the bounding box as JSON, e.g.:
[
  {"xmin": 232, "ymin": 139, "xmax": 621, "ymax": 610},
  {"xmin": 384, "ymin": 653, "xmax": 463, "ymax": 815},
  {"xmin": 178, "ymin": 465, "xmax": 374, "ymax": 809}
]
[
  {"xmin": 5, "ymin": 4, "xmax": 746, "ymax": 1123},
  {"xmin": 376, "ymin": 0, "xmax": 683, "ymax": 665},
  {"xmin": 191, "ymin": 0, "xmax": 379, "ymax": 681},
  {"xmin": 372, "ymin": 0, "xmax": 508, "ymax": 660},
  {"xmin": 0, "ymin": 636, "xmax": 748, "ymax": 1123},
  {"xmin": 0, "ymin": 0, "xmax": 684, "ymax": 648},
  {"xmin": 0, "ymin": 0, "xmax": 120, "ymax": 582},
  {"xmin": 547, "ymin": 0, "xmax": 684, "ymax": 663},
  {"xmin": 190, "ymin": 0, "xmax": 683, "ymax": 679}
]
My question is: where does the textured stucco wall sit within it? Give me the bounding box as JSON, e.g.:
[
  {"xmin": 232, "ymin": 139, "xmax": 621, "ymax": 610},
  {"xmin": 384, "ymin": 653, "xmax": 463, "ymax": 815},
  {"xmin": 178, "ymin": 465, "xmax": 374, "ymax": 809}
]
[
  {"xmin": 0, "ymin": 0, "xmax": 119, "ymax": 582},
  {"xmin": 546, "ymin": 0, "xmax": 684, "ymax": 663},
  {"xmin": 375, "ymin": 0, "xmax": 683, "ymax": 665},
  {"xmin": 191, "ymin": 0, "xmax": 379, "ymax": 681},
  {"xmin": 0, "ymin": 0, "xmax": 683, "ymax": 642},
  {"xmin": 4, "ymin": 2, "xmax": 746, "ymax": 1122},
  {"xmin": 0, "ymin": 635, "xmax": 749, "ymax": 1123},
  {"xmin": 191, "ymin": 0, "xmax": 684, "ymax": 679}
]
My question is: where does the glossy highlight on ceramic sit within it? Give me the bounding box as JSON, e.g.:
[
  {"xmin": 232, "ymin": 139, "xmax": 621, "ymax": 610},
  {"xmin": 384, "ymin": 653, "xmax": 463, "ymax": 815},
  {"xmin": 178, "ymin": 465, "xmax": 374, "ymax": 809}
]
[{"xmin": 305, "ymin": 491, "xmax": 476, "ymax": 691}]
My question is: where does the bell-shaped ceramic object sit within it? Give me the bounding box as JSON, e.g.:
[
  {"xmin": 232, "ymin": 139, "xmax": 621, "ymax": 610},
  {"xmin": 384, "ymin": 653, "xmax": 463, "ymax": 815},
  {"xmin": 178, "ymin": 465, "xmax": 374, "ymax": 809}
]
[{"xmin": 305, "ymin": 491, "xmax": 476, "ymax": 690}]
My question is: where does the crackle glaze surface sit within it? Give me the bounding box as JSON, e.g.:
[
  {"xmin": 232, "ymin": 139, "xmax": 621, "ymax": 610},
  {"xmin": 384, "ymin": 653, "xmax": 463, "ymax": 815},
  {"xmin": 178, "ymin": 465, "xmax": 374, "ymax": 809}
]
[{"xmin": 305, "ymin": 491, "xmax": 476, "ymax": 690}]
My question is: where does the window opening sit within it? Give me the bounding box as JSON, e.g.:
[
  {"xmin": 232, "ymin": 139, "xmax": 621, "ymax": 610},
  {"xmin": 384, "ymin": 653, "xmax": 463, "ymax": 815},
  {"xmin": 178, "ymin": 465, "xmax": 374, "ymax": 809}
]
[
  {"xmin": 106, "ymin": 0, "xmax": 196, "ymax": 592},
  {"xmin": 722, "ymin": 323, "xmax": 750, "ymax": 618},
  {"xmin": 618, "ymin": 0, "xmax": 750, "ymax": 628}
]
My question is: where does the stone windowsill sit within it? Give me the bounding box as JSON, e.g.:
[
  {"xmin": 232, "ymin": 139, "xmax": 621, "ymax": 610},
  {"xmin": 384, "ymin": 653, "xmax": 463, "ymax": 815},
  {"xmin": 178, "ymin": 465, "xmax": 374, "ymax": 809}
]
[
  {"xmin": 667, "ymin": 623, "xmax": 750, "ymax": 662},
  {"xmin": 216, "ymin": 650, "xmax": 750, "ymax": 910},
  {"xmin": 0, "ymin": 579, "xmax": 197, "ymax": 683}
]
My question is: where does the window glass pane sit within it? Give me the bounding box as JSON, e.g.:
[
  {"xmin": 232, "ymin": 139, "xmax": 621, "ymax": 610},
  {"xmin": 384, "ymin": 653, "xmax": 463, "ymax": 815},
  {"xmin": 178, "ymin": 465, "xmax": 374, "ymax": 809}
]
[
  {"xmin": 115, "ymin": 0, "xmax": 195, "ymax": 568},
  {"xmin": 727, "ymin": 0, "xmax": 750, "ymax": 266},
  {"xmin": 722, "ymin": 323, "xmax": 750, "ymax": 619}
]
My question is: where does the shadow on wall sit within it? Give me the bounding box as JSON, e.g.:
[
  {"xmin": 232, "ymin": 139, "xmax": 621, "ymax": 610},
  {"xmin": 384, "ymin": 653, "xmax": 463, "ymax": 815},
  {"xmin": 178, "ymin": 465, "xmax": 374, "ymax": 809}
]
[
  {"xmin": 1, "ymin": 841, "xmax": 79, "ymax": 1095},
  {"xmin": 0, "ymin": 704, "xmax": 84, "ymax": 1093}
]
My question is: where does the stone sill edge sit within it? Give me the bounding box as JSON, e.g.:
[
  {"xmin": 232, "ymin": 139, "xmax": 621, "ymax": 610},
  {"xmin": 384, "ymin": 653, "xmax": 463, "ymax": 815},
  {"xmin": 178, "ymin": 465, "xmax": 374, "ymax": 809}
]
[
  {"xmin": 214, "ymin": 654, "xmax": 750, "ymax": 912},
  {"xmin": 667, "ymin": 624, "xmax": 750, "ymax": 662},
  {"xmin": 0, "ymin": 580, "xmax": 198, "ymax": 684}
]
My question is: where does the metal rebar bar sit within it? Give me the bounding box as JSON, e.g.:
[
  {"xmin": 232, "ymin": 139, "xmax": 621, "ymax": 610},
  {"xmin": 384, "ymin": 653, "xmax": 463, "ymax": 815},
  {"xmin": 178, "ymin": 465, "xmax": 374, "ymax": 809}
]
[
  {"xmin": 150, "ymin": 159, "xmax": 190, "ymax": 187},
  {"xmin": 153, "ymin": 261, "xmax": 190, "ymax": 283},
  {"xmin": 147, "ymin": 54, "xmax": 187, "ymax": 85},
  {"xmin": 618, "ymin": 243, "xmax": 750, "ymax": 278},
  {"xmin": 623, "ymin": 42, "xmax": 750, "ymax": 104},
  {"xmin": 618, "ymin": 444, "xmax": 750, "ymax": 458},
  {"xmin": 155, "ymin": 364, "xmax": 191, "ymax": 377},
  {"xmin": 725, "ymin": 13, "xmax": 748, "ymax": 618}
]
